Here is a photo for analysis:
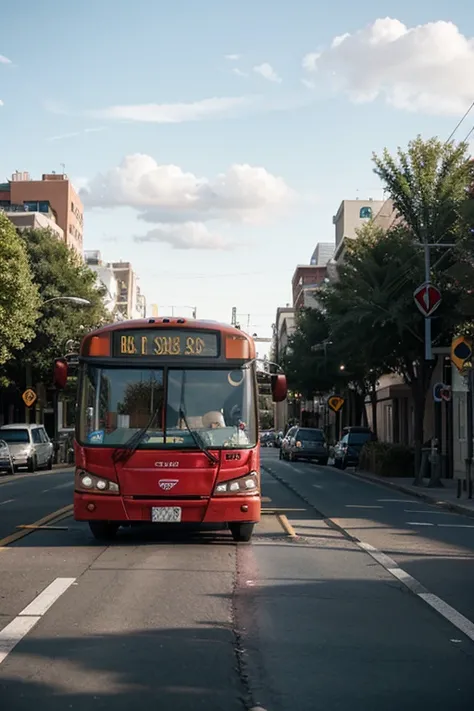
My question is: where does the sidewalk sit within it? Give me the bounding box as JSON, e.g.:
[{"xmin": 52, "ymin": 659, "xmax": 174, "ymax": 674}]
[{"xmin": 347, "ymin": 468, "xmax": 474, "ymax": 518}]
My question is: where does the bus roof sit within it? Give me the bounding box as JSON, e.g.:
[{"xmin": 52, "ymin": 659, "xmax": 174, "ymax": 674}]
[{"xmin": 81, "ymin": 317, "xmax": 257, "ymax": 358}]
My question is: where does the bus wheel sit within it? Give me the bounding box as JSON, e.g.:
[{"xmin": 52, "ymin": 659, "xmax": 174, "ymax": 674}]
[
  {"xmin": 229, "ymin": 522, "xmax": 254, "ymax": 543},
  {"xmin": 89, "ymin": 521, "xmax": 119, "ymax": 541}
]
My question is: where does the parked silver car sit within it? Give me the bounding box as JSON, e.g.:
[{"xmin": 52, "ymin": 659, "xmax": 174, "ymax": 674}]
[{"xmin": 0, "ymin": 424, "xmax": 54, "ymax": 473}]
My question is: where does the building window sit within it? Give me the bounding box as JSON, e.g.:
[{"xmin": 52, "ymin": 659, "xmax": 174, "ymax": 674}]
[{"xmin": 359, "ymin": 206, "xmax": 372, "ymax": 219}]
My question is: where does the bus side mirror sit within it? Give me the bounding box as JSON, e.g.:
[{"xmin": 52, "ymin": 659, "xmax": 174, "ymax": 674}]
[
  {"xmin": 53, "ymin": 358, "xmax": 68, "ymax": 389},
  {"xmin": 271, "ymin": 374, "xmax": 287, "ymax": 402}
]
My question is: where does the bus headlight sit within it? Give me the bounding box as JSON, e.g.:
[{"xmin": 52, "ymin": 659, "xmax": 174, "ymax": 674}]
[
  {"xmin": 75, "ymin": 469, "xmax": 120, "ymax": 495},
  {"xmin": 213, "ymin": 471, "xmax": 259, "ymax": 496}
]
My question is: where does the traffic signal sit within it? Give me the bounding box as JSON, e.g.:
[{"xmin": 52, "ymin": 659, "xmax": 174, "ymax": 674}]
[{"xmin": 451, "ymin": 336, "xmax": 472, "ymax": 373}]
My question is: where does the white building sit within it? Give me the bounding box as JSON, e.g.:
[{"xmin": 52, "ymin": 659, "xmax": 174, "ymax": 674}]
[
  {"xmin": 310, "ymin": 242, "xmax": 334, "ymax": 266},
  {"xmin": 84, "ymin": 251, "xmax": 120, "ymax": 318}
]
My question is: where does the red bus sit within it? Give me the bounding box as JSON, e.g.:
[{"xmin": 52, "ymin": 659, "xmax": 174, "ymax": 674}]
[{"xmin": 54, "ymin": 318, "xmax": 287, "ymax": 543}]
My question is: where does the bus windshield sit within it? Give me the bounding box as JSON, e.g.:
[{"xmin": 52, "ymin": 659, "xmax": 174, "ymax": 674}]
[{"xmin": 78, "ymin": 365, "xmax": 257, "ymax": 449}]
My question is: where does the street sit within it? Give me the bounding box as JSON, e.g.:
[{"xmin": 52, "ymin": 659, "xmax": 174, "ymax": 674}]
[{"xmin": 0, "ymin": 451, "xmax": 474, "ymax": 710}]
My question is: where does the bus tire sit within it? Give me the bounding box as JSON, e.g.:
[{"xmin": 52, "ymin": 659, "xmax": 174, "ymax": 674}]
[
  {"xmin": 89, "ymin": 521, "xmax": 119, "ymax": 541},
  {"xmin": 229, "ymin": 522, "xmax": 254, "ymax": 543}
]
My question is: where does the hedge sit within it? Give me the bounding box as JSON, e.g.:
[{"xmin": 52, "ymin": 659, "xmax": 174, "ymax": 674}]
[{"xmin": 358, "ymin": 441, "xmax": 415, "ymax": 478}]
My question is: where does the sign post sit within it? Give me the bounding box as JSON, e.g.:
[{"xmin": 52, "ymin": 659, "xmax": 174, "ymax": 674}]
[
  {"xmin": 451, "ymin": 336, "xmax": 473, "ymax": 499},
  {"xmin": 328, "ymin": 395, "xmax": 345, "ymax": 441},
  {"xmin": 413, "ymin": 281, "xmax": 442, "ymax": 362}
]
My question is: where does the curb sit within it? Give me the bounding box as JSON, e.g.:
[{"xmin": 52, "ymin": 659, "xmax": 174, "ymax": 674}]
[{"xmin": 347, "ymin": 468, "xmax": 474, "ymax": 520}]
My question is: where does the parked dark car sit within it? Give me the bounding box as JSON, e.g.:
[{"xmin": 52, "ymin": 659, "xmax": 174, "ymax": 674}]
[
  {"xmin": 333, "ymin": 429, "xmax": 376, "ymax": 469},
  {"xmin": 280, "ymin": 427, "xmax": 329, "ymax": 465}
]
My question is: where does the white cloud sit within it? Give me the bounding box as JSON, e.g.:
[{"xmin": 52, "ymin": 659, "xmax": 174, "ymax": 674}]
[
  {"xmin": 0, "ymin": 100, "xmax": 3, "ymax": 106},
  {"xmin": 134, "ymin": 222, "xmax": 232, "ymax": 250},
  {"xmin": 81, "ymin": 154, "xmax": 296, "ymax": 250},
  {"xmin": 225, "ymin": 54, "xmax": 241, "ymax": 61},
  {"xmin": 232, "ymin": 68, "xmax": 248, "ymax": 78},
  {"xmin": 253, "ymin": 63, "xmax": 282, "ymax": 83},
  {"xmin": 0, "ymin": 54, "xmax": 11, "ymax": 65},
  {"xmin": 47, "ymin": 127, "xmax": 105, "ymax": 142},
  {"xmin": 302, "ymin": 18, "xmax": 474, "ymax": 115},
  {"xmin": 87, "ymin": 95, "xmax": 252, "ymax": 123},
  {"xmin": 80, "ymin": 154, "xmax": 296, "ymax": 224}
]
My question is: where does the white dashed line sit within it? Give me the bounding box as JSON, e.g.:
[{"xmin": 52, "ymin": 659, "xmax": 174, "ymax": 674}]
[
  {"xmin": 0, "ymin": 499, "xmax": 14, "ymax": 506},
  {"xmin": 437, "ymin": 524, "xmax": 474, "ymax": 529},
  {"xmin": 403, "ymin": 510, "xmax": 451, "ymax": 515},
  {"xmin": 406, "ymin": 521, "xmax": 434, "ymax": 526},
  {"xmin": 0, "ymin": 577, "xmax": 76, "ymax": 665},
  {"xmin": 345, "ymin": 505, "xmax": 383, "ymax": 509},
  {"xmin": 377, "ymin": 499, "xmax": 411, "ymax": 503},
  {"xmin": 419, "ymin": 594, "xmax": 474, "ymax": 642}
]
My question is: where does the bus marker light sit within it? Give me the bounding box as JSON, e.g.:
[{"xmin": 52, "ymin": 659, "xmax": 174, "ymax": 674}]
[
  {"xmin": 241, "ymin": 505, "xmax": 249, "ymax": 513},
  {"xmin": 87, "ymin": 503, "xmax": 96, "ymax": 512}
]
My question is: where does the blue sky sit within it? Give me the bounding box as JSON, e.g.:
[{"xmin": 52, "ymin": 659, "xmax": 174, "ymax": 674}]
[{"xmin": 1, "ymin": 0, "xmax": 473, "ymax": 350}]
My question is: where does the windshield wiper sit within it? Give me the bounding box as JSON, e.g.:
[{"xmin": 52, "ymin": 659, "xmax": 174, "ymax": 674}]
[
  {"xmin": 178, "ymin": 406, "xmax": 219, "ymax": 465},
  {"xmin": 112, "ymin": 402, "xmax": 162, "ymax": 465}
]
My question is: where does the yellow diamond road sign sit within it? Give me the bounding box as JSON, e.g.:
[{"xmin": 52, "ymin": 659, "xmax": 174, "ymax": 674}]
[
  {"xmin": 22, "ymin": 388, "xmax": 37, "ymax": 408},
  {"xmin": 328, "ymin": 396, "xmax": 345, "ymax": 413}
]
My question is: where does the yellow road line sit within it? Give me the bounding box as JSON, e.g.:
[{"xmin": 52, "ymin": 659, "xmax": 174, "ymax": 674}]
[
  {"xmin": 17, "ymin": 525, "xmax": 69, "ymax": 531},
  {"xmin": 276, "ymin": 513, "xmax": 297, "ymax": 538},
  {"xmin": 0, "ymin": 504, "xmax": 73, "ymax": 549}
]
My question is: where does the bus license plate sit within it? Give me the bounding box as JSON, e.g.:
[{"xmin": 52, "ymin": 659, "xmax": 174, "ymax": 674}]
[{"xmin": 151, "ymin": 507, "xmax": 182, "ymax": 523}]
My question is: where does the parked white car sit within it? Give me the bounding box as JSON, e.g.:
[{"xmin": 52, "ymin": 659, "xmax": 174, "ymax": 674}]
[{"xmin": 0, "ymin": 424, "xmax": 54, "ymax": 473}]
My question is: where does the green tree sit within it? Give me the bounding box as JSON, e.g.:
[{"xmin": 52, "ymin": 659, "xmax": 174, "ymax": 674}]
[
  {"xmin": 4, "ymin": 228, "xmax": 109, "ymax": 386},
  {"xmin": 0, "ymin": 213, "xmax": 39, "ymax": 368}
]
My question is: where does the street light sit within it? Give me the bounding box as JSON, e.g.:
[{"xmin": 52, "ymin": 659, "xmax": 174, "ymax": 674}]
[{"xmin": 42, "ymin": 296, "xmax": 91, "ymax": 307}]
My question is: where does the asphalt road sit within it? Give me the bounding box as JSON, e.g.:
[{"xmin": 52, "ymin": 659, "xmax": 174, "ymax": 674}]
[
  {"xmin": 0, "ymin": 468, "xmax": 74, "ymax": 541},
  {"xmin": 0, "ymin": 451, "xmax": 472, "ymax": 710}
]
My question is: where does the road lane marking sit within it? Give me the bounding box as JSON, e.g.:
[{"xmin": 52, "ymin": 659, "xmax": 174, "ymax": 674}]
[
  {"xmin": 437, "ymin": 524, "xmax": 474, "ymax": 529},
  {"xmin": 377, "ymin": 499, "xmax": 411, "ymax": 502},
  {"xmin": 275, "ymin": 514, "xmax": 297, "ymax": 538},
  {"xmin": 345, "ymin": 504, "xmax": 383, "ymax": 509},
  {"xmin": 0, "ymin": 617, "xmax": 41, "ymax": 664},
  {"xmin": 0, "ymin": 504, "xmax": 73, "ymax": 549},
  {"xmin": 419, "ymin": 594, "xmax": 474, "ymax": 642},
  {"xmin": 263, "ymin": 462, "xmax": 474, "ymax": 645},
  {"xmin": 17, "ymin": 525, "xmax": 69, "ymax": 530},
  {"xmin": 404, "ymin": 510, "xmax": 451, "ymax": 515},
  {"xmin": 19, "ymin": 577, "xmax": 76, "ymax": 616},
  {"xmin": 406, "ymin": 521, "xmax": 434, "ymax": 526},
  {"xmin": 0, "ymin": 499, "xmax": 14, "ymax": 506},
  {"xmin": 0, "ymin": 577, "xmax": 76, "ymax": 665}
]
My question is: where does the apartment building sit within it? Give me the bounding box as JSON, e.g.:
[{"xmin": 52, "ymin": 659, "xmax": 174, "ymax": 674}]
[
  {"xmin": 310, "ymin": 242, "xmax": 335, "ymax": 266},
  {"xmin": 111, "ymin": 261, "xmax": 147, "ymax": 319},
  {"xmin": 292, "ymin": 265, "xmax": 327, "ymax": 310},
  {"xmin": 0, "ymin": 171, "xmax": 84, "ymax": 256},
  {"xmin": 332, "ymin": 198, "xmax": 396, "ymax": 264},
  {"xmin": 3, "ymin": 203, "xmax": 64, "ymax": 240}
]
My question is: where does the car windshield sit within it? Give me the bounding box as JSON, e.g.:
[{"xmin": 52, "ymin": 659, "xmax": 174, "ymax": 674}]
[
  {"xmin": 78, "ymin": 366, "xmax": 256, "ymax": 449},
  {"xmin": 297, "ymin": 429, "xmax": 324, "ymax": 441},
  {"xmin": 0, "ymin": 429, "xmax": 30, "ymax": 443},
  {"xmin": 347, "ymin": 433, "xmax": 373, "ymax": 444}
]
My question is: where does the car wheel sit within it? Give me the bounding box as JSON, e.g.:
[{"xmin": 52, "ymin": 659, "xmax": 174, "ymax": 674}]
[
  {"xmin": 27, "ymin": 456, "xmax": 37, "ymax": 473},
  {"xmin": 46, "ymin": 456, "xmax": 53, "ymax": 470},
  {"xmin": 89, "ymin": 521, "xmax": 119, "ymax": 541},
  {"xmin": 229, "ymin": 522, "xmax": 254, "ymax": 543},
  {"xmin": 341, "ymin": 458, "xmax": 348, "ymax": 470}
]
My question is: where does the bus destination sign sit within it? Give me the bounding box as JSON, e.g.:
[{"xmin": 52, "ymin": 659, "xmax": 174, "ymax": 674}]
[{"xmin": 113, "ymin": 330, "xmax": 219, "ymax": 358}]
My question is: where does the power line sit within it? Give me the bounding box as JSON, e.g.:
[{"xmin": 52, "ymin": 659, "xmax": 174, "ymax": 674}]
[{"xmin": 446, "ymin": 99, "xmax": 474, "ymax": 143}]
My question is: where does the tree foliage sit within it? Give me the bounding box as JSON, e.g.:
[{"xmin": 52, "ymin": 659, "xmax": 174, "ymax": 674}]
[
  {"xmin": 3, "ymin": 228, "xmax": 110, "ymax": 385},
  {"xmin": 0, "ymin": 213, "xmax": 39, "ymax": 367}
]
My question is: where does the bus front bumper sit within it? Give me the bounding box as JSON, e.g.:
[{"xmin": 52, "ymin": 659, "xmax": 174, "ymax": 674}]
[{"xmin": 74, "ymin": 493, "xmax": 261, "ymax": 524}]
